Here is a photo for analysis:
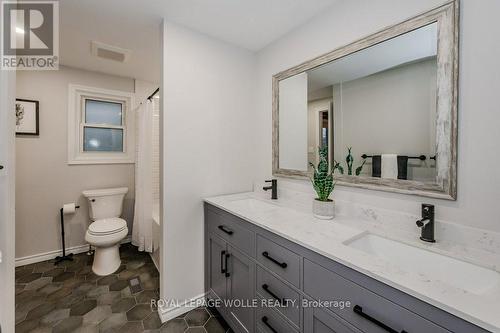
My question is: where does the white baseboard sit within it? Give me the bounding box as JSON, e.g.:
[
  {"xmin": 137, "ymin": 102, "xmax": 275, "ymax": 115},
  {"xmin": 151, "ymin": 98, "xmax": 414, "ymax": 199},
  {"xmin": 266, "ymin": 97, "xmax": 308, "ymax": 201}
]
[
  {"xmin": 158, "ymin": 293, "xmax": 207, "ymax": 323},
  {"xmin": 149, "ymin": 251, "xmax": 160, "ymax": 271},
  {"xmin": 15, "ymin": 236, "xmax": 132, "ymax": 267}
]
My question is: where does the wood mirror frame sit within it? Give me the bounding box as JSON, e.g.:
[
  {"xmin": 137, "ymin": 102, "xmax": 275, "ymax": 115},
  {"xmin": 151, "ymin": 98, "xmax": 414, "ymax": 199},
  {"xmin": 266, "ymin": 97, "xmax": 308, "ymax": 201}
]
[{"xmin": 272, "ymin": 1, "xmax": 459, "ymax": 200}]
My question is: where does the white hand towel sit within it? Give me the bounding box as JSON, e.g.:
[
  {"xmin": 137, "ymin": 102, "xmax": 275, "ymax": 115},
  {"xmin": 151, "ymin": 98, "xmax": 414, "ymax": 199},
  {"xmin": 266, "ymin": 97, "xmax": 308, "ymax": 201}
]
[{"xmin": 381, "ymin": 154, "xmax": 398, "ymax": 179}]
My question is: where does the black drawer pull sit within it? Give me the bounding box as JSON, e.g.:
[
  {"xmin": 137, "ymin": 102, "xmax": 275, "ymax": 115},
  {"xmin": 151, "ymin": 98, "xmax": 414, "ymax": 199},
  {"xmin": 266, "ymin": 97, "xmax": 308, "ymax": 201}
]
[
  {"xmin": 261, "ymin": 316, "xmax": 278, "ymax": 333},
  {"xmin": 353, "ymin": 305, "xmax": 407, "ymax": 333},
  {"xmin": 220, "ymin": 250, "xmax": 226, "ymax": 274},
  {"xmin": 262, "ymin": 251, "xmax": 287, "ymax": 268},
  {"xmin": 224, "ymin": 253, "xmax": 231, "ymax": 277},
  {"xmin": 218, "ymin": 225, "xmax": 234, "ymax": 235},
  {"xmin": 262, "ymin": 284, "xmax": 287, "ymax": 305}
]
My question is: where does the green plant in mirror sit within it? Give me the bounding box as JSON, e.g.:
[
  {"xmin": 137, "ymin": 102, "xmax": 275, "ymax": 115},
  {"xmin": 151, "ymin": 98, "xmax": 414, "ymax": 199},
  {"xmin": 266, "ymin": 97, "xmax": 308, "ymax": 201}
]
[
  {"xmin": 309, "ymin": 146, "xmax": 335, "ymax": 202},
  {"xmin": 355, "ymin": 159, "xmax": 366, "ymax": 176},
  {"xmin": 346, "ymin": 147, "xmax": 354, "ymax": 175},
  {"xmin": 333, "ymin": 161, "xmax": 344, "ymax": 175},
  {"xmin": 334, "ymin": 147, "xmax": 366, "ymax": 176}
]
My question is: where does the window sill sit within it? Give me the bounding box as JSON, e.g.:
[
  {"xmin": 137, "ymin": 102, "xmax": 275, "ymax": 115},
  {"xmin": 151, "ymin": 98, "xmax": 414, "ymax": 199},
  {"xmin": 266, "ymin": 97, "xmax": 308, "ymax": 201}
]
[{"xmin": 68, "ymin": 157, "xmax": 135, "ymax": 165}]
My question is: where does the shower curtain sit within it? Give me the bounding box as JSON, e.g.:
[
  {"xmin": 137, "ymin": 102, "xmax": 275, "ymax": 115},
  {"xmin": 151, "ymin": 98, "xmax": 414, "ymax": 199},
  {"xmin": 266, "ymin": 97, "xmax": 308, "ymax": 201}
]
[{"xmin": 132, "ymin": 100, "xmax": 153, "ymax": 252}]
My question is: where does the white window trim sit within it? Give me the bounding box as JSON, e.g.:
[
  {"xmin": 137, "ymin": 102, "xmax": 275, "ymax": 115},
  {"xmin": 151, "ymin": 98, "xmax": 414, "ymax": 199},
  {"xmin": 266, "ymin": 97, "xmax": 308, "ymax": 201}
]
[{"xmin": 68, "ymin": 84, "xmax": 135, "ymax": 165}]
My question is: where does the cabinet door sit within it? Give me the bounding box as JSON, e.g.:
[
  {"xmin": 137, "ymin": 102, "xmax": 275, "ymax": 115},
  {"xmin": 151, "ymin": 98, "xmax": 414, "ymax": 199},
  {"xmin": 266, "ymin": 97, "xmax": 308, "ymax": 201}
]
[
  {"xmin": 227, "ymin": 245, "xmax": 256, "ymax": 333},
  {"xmin": 305, "ymin": 307, "xmax": 361, "ymax": 333},
  {"xmin": 208, "ymin": 233, "xmax": 228, "ymax": 302}
]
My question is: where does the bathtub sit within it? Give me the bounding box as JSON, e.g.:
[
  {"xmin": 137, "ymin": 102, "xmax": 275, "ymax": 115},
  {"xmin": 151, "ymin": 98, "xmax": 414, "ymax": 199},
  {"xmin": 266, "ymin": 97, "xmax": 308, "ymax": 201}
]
[{"xmin": 151, "ymin": 202, "xmax": 161, "ymax": 270}]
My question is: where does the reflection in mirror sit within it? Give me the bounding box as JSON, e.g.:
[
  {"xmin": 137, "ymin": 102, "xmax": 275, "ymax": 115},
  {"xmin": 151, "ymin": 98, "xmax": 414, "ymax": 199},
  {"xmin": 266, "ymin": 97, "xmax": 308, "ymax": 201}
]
[{"xmin": 279, "ymin": 22, "xmax": 438, "ymax": 182}]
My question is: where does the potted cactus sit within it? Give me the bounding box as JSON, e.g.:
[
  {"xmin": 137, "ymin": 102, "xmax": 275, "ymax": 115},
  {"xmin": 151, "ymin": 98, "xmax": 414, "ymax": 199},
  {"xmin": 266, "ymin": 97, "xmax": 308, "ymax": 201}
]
[{"xmin": 309, "ymin": 146, "xmax": 336, "ymax": 219}]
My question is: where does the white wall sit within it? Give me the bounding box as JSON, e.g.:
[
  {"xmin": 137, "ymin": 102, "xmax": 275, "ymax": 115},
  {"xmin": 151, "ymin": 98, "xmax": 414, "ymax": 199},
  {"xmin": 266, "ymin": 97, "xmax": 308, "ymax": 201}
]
[
  {"xmin": 307, "ymin": 98, "xmax": 332, "ymax": 165},
  {"xmin": 334, "ymin": 59, "xmax": 437, "ymax": 181},
  {"xmin": 161, "ymin": 20, "xmax": 256, "ymax": 311},
  {"xmin": 0, "ymin": 65, "xmax": 16, "ymax": 333},
  {"xmin": 255, "ymin": 0, "xmax": 500, "ymax": 233},
  {"xmin": 152, "ymin": 98, "xmax": 160, "ymax": 203},
  {"xmin": 15, "ymin": 66, "xmax": 136, "ymax": 259},
  {"xmin": 279, "ymin": 73, "xmax": 309, "ymax": 171},
  {"xmin": 307, "ymin": 22, "xmax": 437, "ymax": 89}
]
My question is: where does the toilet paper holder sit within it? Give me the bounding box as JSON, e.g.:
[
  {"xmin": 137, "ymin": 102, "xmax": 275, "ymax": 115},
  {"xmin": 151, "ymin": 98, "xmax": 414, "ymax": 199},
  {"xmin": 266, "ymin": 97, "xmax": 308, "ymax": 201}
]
[{"xmin": 55, "ymin": 204, "xmax": 80, "ymax": 265}]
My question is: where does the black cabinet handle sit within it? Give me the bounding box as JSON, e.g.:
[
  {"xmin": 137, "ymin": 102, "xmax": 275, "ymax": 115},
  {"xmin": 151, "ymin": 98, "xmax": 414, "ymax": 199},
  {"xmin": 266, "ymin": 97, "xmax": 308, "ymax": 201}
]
[
  {"xmin": 0, "ymin": 165, "xmax": 4, "ymax": 170},
  {"xmin": 262, "ymin": 284, "xmax": 286, "ymax": 306},
  {"xmin": 261, "ymin": 316, "xmax": 278, "ymax": 333},
  {"xmin": 220, "ymin": 250, "xmax": 226, "ymax": 274},
  {"xmin": 224, "ymin": 253, "xmax": 231, "ymax": 277},
  {"xmin": 262, "ymin": 251, "xmax": 287, "ymax": 268},
  {"xmin": 218, "ymin": 225, "xmax": 234, "ymax": 235},
  {"xmin": 353, "ymin": 305, "xmax": 407, "ymax": 333}
]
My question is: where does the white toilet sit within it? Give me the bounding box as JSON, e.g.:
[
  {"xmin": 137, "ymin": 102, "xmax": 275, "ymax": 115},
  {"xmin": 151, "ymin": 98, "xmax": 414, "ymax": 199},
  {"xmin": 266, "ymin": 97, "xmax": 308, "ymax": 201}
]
[{"xmin": 82, "ymin": 187, "xmax": 129, "ymax": 276}]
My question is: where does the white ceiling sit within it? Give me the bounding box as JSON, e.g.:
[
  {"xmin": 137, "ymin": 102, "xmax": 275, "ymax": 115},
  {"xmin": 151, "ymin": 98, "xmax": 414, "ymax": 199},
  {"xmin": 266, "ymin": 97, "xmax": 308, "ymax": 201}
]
[
  {"xmin": 59, "ymin": 0, "xmax": 337, "ymax": 83},
  {"xmin": 308, "ymin": 23, "xmax": 438, "ymax": 92}
]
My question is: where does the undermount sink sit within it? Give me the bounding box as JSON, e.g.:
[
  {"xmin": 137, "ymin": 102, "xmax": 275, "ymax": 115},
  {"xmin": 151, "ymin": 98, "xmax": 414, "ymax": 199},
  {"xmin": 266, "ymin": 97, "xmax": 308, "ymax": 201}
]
[
  {"xmin": 228, "ymin": 198, "xmax": 278, "ymax": 212},
  {"xmin": 345, "ymin": 233, "xmax": 500, "ymax": 295}
]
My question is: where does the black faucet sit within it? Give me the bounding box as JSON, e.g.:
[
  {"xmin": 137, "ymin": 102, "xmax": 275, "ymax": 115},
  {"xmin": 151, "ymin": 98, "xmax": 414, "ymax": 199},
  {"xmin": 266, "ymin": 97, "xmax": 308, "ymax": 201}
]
[
  {"xmin": 263, "ymin": 179, "xmax": 278, "ymax": 200},
  {"xmin": 416, "ymin": 204, "xmax": 435, "ymax": 243}
]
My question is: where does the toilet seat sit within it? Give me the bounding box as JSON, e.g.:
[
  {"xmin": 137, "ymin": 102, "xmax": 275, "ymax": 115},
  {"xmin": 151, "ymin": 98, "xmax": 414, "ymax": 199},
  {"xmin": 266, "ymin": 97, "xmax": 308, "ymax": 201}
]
[{"xmin": 88, "ymin": 218, "xmax": 127, "ymax": 236}]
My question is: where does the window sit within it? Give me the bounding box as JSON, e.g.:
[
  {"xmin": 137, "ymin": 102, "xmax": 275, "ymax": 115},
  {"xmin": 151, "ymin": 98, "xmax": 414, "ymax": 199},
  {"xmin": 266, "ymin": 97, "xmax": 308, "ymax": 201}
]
[
  {"xmin": 68, "ymin": 85, "xmax": 135, "ymax": 164},
  {"xmin": 83, "ymin": 99, "xmax": 124, "ymax": 152}
]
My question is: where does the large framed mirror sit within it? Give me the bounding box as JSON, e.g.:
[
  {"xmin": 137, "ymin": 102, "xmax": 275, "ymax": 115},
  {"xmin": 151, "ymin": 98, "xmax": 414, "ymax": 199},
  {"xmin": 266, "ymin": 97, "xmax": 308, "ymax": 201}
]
[{"xmin": 272, "ymin": 1, "xmax": 458, "ymax": 200}]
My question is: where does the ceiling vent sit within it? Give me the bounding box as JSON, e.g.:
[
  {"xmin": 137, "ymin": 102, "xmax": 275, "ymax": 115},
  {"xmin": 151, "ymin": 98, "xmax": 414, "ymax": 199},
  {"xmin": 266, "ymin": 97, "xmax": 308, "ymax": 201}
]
[{"xmin": 91, "ymin": 41, "xmax": 130, "ymax": 63}]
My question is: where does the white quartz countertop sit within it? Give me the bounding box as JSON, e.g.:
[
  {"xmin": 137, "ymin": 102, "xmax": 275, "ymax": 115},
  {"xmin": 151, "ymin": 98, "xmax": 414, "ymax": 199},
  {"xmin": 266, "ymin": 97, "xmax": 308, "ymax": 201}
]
[{"xmin": 205, "ymin": 192, "xmax": 500, "ymax": 333}]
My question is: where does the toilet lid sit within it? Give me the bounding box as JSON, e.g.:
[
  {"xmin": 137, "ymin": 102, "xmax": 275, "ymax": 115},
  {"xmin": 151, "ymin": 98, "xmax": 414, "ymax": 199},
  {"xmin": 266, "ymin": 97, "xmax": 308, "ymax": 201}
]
[{"xmin": 88, "ymin": 218, "xmax": 127, "ymax": 236}]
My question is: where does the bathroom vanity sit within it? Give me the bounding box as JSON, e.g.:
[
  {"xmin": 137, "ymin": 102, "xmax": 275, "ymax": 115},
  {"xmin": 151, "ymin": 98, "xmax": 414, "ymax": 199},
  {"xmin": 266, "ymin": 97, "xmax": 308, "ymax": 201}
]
[
  {"xmin": 203, "ymin": 2, "xmax": 499, "ymax": 332},
  {"xmin": 204, "ymin": 193, "xmax": 499, "ymax": 333}
]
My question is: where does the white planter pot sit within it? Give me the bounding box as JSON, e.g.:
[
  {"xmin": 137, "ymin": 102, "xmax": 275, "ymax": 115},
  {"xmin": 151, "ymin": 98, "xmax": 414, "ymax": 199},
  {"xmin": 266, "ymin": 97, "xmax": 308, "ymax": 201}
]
[{"xmin": 312, "ymin": 199, "xmax": 335, "ymax": 220}]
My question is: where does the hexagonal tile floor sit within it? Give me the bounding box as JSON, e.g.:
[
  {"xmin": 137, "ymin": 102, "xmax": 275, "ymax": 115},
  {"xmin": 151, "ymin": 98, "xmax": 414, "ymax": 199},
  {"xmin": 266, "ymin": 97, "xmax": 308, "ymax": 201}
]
[
  {"xmin": 167, "ymin": 307, "xmax": 233, "ymax": 333},
  {"xmin": 15, "ymin": 243, "xmax": 231, "ymax": 332}
]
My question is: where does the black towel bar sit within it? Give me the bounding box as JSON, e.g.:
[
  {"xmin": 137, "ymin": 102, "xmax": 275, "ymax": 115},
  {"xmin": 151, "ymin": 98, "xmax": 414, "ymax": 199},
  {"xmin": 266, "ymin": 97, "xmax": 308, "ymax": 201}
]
[{"xmin": 361, "ymin": 154, "xmax": 427, "ymax": 161}]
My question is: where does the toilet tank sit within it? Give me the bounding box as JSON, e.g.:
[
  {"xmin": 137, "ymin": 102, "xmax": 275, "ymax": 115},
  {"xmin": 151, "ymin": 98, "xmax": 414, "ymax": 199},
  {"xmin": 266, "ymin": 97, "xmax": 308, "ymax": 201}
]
[{"xmin": 82, "ymin": 187, "xmax": 128, "ymax": 220}]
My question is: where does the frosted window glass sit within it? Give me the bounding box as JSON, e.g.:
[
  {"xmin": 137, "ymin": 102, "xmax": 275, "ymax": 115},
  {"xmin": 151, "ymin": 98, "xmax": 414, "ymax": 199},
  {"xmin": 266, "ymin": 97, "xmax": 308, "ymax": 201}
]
[
  {"xmin": 83, "ymin": 127, "xmax": 123, "ymax": 152},
  {"xmin": 85, "ymin": 99, "xmax": 122, "ymax": 125}
]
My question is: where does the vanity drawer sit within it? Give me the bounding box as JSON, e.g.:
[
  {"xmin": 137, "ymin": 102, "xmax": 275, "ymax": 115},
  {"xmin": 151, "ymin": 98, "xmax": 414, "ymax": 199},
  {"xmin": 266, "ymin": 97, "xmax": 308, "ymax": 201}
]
[
  {"xmin": 256, "ymin": 303, "xmax": 299, "ymax": 333},
  {"xmin": 256, "ymin": 235, "xmax": 301, "ymax": 288},
  {"xmin": 303, "ymin": 259, "xmax": 450, "ymax": 333},
  {"xmin": 305, "ymin": 306, "xmax": 362, "ymax": 333},
  {"xmin": 256, "ymin": 266, "xmax": 301, "ymax": 328},
  {"xmin": 207, "ymin": 208, "xmax": 255, "ymax": 257}
]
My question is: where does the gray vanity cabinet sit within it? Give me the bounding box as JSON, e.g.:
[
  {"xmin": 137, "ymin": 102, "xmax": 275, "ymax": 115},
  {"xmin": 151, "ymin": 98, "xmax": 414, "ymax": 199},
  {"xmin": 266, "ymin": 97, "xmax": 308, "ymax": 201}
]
[
  {"xmin": 205, "ymin": 203, "xmax": 490, "ymax": 333},
  {"xmin": 256, "ymin": 235, "xmax": 301, "ymax": 288},
  {"xmin": 207, "ymin": 232, "xmax": 256, "ymax": 333},
  {"xmin": 208, "ymin": 233, "xmax": 228, "ymax": 302},
  {"xmin": 206, "ymin": 208, "xmax": 256, "ymax": 333},
  {"xmin": 256, "ymin": 301, "xmax": 299, "ymax": 333},
  {"xmin": 226, "ymin": 244, "xmax": 256, "ymax": 333},
  {"xmin": 303, "ymin": 259, "xmax": 450, "ymax": 333},
  {"xmin": 304, "ymin": 306, "xmax": 361, "ymax": 333}
]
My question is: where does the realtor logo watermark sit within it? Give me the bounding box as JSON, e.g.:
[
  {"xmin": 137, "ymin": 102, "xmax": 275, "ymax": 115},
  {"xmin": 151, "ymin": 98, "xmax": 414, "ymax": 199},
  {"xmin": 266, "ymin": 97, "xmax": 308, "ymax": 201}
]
[{"xmin": 1, "ymin": 0, "xmax": 59, "ymax": 70}]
